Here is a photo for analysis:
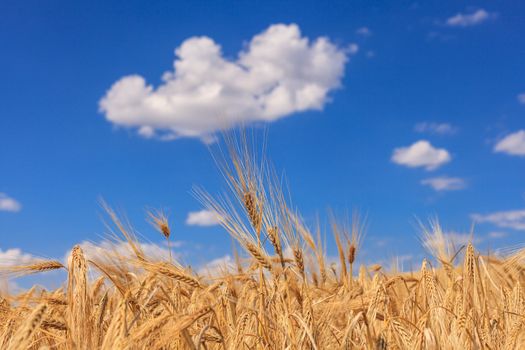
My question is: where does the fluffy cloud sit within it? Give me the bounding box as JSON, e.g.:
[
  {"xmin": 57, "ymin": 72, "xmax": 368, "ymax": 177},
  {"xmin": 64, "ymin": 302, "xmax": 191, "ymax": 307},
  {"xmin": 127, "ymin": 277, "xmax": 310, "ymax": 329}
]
[
  {"xmin": 446, "ymin": 9, "xmax": 495, "ymax": 27},
  {"xmin": 421, "ymin": 176, "xmax": 466, "ymax": 191},
  {"xmin": 414, "ymin": 122, "xmax": 457, "ymax": 135},
  {"xmin": 494, "ymin": 130, "xmax": 525, "ymax": 156},
  {"xmin": 472, "ymin": 209, "xmax": 525, "ymax": 231},
  {"xmin": 0, "ymin": 248, "xmax": 36, "ymax": 266},
  {"xmin": 99, "ymin": 24, "xmax": 350, "ymax": 141},
  {"xmin": 391, "ymin": 140, "xmax": 451, "ymax": 170},
  {"xmin": 0, "ymin": 248, "xmax": 43, "ymax": 292},
  {"xmin": 0, "ymin": 193, "xmax": 21, "ymax": 213},
  {"xmin": 186, "ymin": 209, "xmax": 220, "ymax": 227},
  {"xmin": 518, "ymin": 93, "xmax": 525, "ymax": 104}
]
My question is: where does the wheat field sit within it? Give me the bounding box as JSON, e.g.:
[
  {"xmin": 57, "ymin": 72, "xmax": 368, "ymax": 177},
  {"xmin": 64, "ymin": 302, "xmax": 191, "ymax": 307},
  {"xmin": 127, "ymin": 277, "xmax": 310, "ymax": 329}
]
[{"xmin": 1, "ymin": 137, "xmax": 524, "ymax": 350}]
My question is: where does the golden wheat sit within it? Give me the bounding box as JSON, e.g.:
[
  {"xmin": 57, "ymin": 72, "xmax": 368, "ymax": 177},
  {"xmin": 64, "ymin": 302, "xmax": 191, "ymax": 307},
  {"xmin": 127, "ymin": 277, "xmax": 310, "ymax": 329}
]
[{"xmin": 1, "ymin": 135, "xmax": 524, "ymax": 349}]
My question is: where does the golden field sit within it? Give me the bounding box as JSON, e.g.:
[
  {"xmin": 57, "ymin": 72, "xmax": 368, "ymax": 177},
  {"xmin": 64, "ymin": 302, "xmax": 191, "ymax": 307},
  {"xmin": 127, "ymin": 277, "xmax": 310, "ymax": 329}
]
[{"xmin": 1, "ymin": 137, "xmax": 524, "ymax": 349}]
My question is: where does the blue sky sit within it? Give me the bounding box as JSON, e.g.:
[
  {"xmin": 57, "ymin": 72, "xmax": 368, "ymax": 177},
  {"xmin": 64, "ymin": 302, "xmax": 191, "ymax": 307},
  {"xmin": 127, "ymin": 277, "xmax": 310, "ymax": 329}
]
[{"xmin": 1, "ymin": 1, "xmax": 524, "ymax": 274}]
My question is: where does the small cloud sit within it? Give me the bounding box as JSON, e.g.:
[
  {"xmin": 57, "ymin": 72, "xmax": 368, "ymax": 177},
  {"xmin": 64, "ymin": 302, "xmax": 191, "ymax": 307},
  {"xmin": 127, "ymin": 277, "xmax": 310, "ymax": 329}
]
[
  {"xmin": 366, "ymin": 51, "xmax": 375, "ymax": 58},
  {"xmin": 446, "ymin": 9, "xmax": 496, "ymax": 27},
  {"xmin": 186, "ymin": 209, "xmax": 220, "ymax": 227},
  {"xmin": 0, "ymin": 248, "xmax": 59, "ymax": 292},
  {"xmin": 99, "ymin": 23, "xmax": 350, "ymax": 141},
  {"xmin": 472, "ymin": 209, "xmax": 525, "ymax": 231},
  {"xmin": 347, "ymin": 43, "xmax": 359, "ymax": 55},
  {"xmin": 494, "ymin": 130, "xmax": 525, "ymax": 156},
  {"xmin": 414, "ymin": 122, "xmax": 457, "ymax": 135},
  {"xmin": 0, "ymin": 248, "xmax": 37, "ymax": 266},
  {"xmin": 391, "ymin": 140, "xmax": 451, "ymax": 170},
  {"xmin": 356, "ymin": 27, "xmax": 372, "ymax": 37},
  {"xmin": 421, "ymin": 176, "xmax": 466, "ymax": 191},
  {"xmin": 0, "ymin": 193, "xmax": 21, "ymax": 213},
  {"xmin": 518, "ymin": 93, "xmax": 525, "ymax": 104},
  {"xmin": 488, "ymin": 231, "xmax": 507, "ymax": 239}
]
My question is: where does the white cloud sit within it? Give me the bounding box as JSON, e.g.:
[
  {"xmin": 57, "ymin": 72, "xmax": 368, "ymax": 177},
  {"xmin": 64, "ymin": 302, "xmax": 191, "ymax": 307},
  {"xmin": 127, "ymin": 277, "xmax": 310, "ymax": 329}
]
[
  {"xmin": 356, "ymin": 27, "xmax": 372, "ymax": 36},
  {"xmin": 494, "ymin": 130, "xmax": 525, "ymax": 156},
  {"xmin": 446, "ymin": 9, "xmax": 495, "ymax": 27},
  {"xmin": 99, "ymin": 24, "xmax": 350, "ymax": 141},
  {"xmin": 414, "ymin": 122, "xmax": 457, "ymax": 135},
  {"xmin": 0, "ymin": 193, "xmax": 21, "ymax": 213},
  {"xmin": 421, "ymin": 176, "xmax": 466, "ymax": 191},
  {"xmin": 391, "ymin": 140, "xmax": 451, "ymax": 170},
  {"xmin": 347, "ymin": 43, "xmax": 359, "ymax": 55},
  {"xmin": 518, "ymin": 93, "xmax": 525, "ymax": 104},
  {"xmin": 472, "ymin": 209, "xmax": 525, "ymax": 231},
  {"xmin": 0, "ymin": 247, "xmax": 61, "ymax": 292},
  {"xmin": 0, "ymin": 248, "xmax": 43, "ymax": 292},
  {"xmin": 0, "ymin": 248, "xmax": 37, "ymax": 266},
  {"xmin": 186, "ymin": 209, "xmax": 220, "ymax": 227}
]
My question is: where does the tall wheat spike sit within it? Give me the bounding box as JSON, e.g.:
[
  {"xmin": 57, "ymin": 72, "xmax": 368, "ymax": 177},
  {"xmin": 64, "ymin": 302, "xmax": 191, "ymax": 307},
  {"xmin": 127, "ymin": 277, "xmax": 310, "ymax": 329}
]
[{"xmin": 67, "ymin": 245, "xmax": 93, "ymax": 350}]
